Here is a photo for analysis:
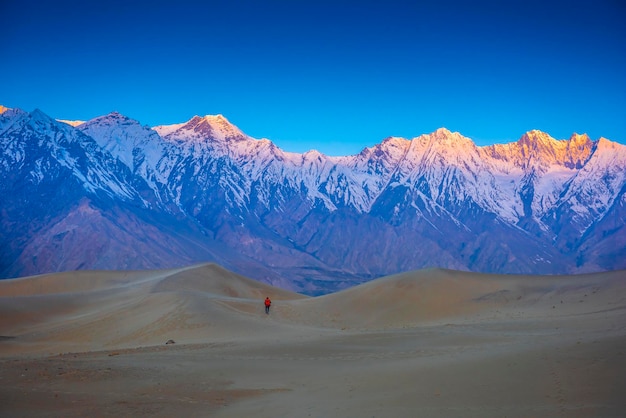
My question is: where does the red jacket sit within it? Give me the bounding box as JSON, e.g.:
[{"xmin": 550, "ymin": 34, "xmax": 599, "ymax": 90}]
[{"xmin": 265, "ymin": 298, "xmax": 271, "ymax": 307}]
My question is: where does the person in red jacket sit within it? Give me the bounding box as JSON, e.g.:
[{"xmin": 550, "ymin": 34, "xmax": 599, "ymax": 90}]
[{"xmin": 264, "ymin": 297, "xmax": 271, "ymax": 314}]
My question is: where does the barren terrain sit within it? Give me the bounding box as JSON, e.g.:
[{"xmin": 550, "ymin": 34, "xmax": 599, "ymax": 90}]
[{"xmin": 1, "ymin": 264, "xmax": 625, "ymax": 417}]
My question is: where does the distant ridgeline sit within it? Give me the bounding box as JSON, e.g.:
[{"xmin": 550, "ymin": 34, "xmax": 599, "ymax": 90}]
[{"xmin": 1, "ymin": 105, "xmax": 625, "ymax": 295}]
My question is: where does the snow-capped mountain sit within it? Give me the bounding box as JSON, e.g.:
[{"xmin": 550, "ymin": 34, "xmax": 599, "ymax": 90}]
[
  {"xmin": 1, "ymin": 107, "xmax": 149, "ymax": 204},
  {"xmin": 1, "ymin": 106, "xmax": 625, "ymax": 294}
]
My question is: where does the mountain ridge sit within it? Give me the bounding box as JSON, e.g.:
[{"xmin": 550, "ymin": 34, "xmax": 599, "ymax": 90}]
[{"xmin": 1, "ymin": 106, "xmax": 625, "ymax": 294}]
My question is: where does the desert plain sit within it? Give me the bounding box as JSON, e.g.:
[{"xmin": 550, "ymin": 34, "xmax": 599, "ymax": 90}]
[{"xmin": 0, "ymin": 263, "xmax": 625, "ymax": 417}]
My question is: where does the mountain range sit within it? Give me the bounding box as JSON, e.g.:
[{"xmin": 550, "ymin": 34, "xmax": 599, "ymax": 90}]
[{"xmin": 1, "ymin": 105, "xmax": 625, "ymax": 294}]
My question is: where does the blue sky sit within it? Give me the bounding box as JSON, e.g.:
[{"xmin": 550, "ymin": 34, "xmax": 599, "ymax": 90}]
[{"xmin": 2, "ymin": 0, "xmax": 624, "ymax": 155}]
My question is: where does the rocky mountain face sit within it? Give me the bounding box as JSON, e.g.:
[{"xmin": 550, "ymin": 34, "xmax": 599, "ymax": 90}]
[{"xmin": 1, "ymin": 106, "xmax": 624, "ymax": 294}]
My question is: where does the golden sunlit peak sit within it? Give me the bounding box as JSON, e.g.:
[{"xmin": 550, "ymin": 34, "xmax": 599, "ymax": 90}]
[
  {"xmin": 434, "ymin": 127, "xmax": 453, "ymax": 135},
  {"xmin": 58, "ymin": 119, "xmax": 85, "ymax": 127},
  {"xmin": 0, "ymin": 105, "xmax": 11, "ymax": 114},
  {"xmin": 187, "ymin": 114, "xmax": 230, "ymax": 126},
  {"xmin": 520, "ymin": 130, "xmax": 554, "ymax": 143},
  {"xmin": 430, "ymin": 127, "xmax": 465, "ymax": 140},
  {"xmin": 428, "ymin": 127, "xmax": 467, "ymax": 143},
  {"xmin": 569, "ymin": 132, "xmax": 590, "ymax": 142},
  {"xmin": 202, "ymin": 114, "xmax": 228, "ymax": 122}
]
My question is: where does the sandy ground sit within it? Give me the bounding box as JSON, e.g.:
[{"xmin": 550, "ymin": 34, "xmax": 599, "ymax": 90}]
[{"xmin": 1, "ymin": 264, "xmax": 625, "ymax": 417}]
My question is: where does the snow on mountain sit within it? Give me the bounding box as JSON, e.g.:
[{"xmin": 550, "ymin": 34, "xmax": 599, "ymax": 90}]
[
  {"xmin": 147, "ymin": 115, "xmax": 624, "ymax": 283},
  {"xmin": 58, "ymin": 119, "xmax": 85, "ymax": 127},
  {"xmin": 152, "ymin": 121, "xmax": 185, "ymax": 137},
  {"xmin": 77, "ymin": 112, "xmax": 179, "ymax": 207},
  {"xmin": 0, "ymin": 109, "xmax": 157, "ymax": 205},
  {"xmin": 0, "ymin": 106, "xmax": 26, "ymax": 139},
  {"xmin": 153, "ymin": 114, "xmax": 352, "ymax": 213},
  {"xmin": 79, "ymin": 112, "xmax": 165, "ymax": 171},
  {"xmin": 548, "ymin": 137, "xmax": 626, "ymax": 236},
  {"xmin": 399, "ymin": 129, "xmax": 498, "ymax": 211},
  {"xmin": 2, "ymin": 106, "xmax": 625, "ymax": 294},
  {"xmin": 479, "ymin": 131, "xmax": 597, "ymax": 228},
  {"xmin": 155, "ymin": 114, "xmax": 246, "ymax": 146}
]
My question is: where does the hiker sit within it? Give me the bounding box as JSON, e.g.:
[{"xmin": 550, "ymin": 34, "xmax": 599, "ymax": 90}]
[{"xmin": 264, "ymin": 297, "xmax": 271, "ymax": 314}]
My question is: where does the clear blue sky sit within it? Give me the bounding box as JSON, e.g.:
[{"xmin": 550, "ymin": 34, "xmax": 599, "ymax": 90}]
[{"xmin": 2, "ymin": 0, "xmax": 624, "ymax": 155}]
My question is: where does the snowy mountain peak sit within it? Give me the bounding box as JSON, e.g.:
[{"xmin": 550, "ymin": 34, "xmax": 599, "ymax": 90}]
[
  {"xmin": 30, "ymin": 108, "xmax": 48, "ymax": 119},
  {"xmin": 190, "ymin": 114, "xmax": 238, "ymax": 131},
  {"xmin": 408, "ymin": 128, "xmax": 477, "ymax": 163},
  {"xmin": 414, "ymin": 127, "xmax": 472, "ymax": 146},
  {"xmin": 27, "ymin": 108, "xmax": 61, "ymax": 131},
  {"xmin": 433, "ymin": 127, "xmax": 454, "ymax": 137},
  {"xmin": 0, "ymin": 105, "xmax": 10, "ymax": 114},
  {"xmin": 517, "ymin": 130, "xmax": 597, "ymax": 169},
  {"xmin": 381, "ymin": 136, "xmax": 410, "ymax": 146},
  {"xmin": 596, "ymin": 136, "xmax": 623, "ymax": 152},
  {"xmin": 160, "ymin": 114, "xmax": 246, "ymax": 143},
  {"xmin": 364, "ymin": 136, "xmax": 410, "ymax": 159},
  {"xmin": 105, "ymin": 111, "xmax": 133, "ymax": 122},
  {"xmin": 562, "ymin": 133, "xmax": 594, "ymax": 168},
  {"xmin": 202, "ymin": 114, "xmax": 227, "ymax": 123},
  {"xmin": 302, "ymin": 149, "xmax": 326, "ymax": 160},
  {"xmin": 518, "ymin": 130, "xmax": 556, "ymax": 147},
  {"xmin": 152, "ymin": 122, "xmax": 186, "ymax": 137},
  {"xmin": 569, "ymin": 133, "xmax": 591, "ymax": 145},
  {"xmin": 58, "ymin": 119, "xmax": 85, "ymax": 127},
  {"xmin": 515, "ymin": 130, "xmax": 563, "ymax": 165},
  {"xmin": 84, "ymin": 112, "xmax": 139, "ymax": 128},
  {"xmin": 81, "ymin": 111, "xmax": 151, "ymax": 137},
  {"xmin": 0, "ymin": 106, "xmax": 26, "ymax": 133}
]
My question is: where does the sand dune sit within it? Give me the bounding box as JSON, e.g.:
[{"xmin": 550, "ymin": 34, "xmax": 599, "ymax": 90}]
[
  {"xmin": 1, "ymin": 264, "xmax": 625, "ymax": 417},
  {"xmin": 290, "ymin": 268, "xmax": 626, "ymax": 329},
  {"xmin": 0, "ymin": 264, "xmax": 304, "ymax": 354}
]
